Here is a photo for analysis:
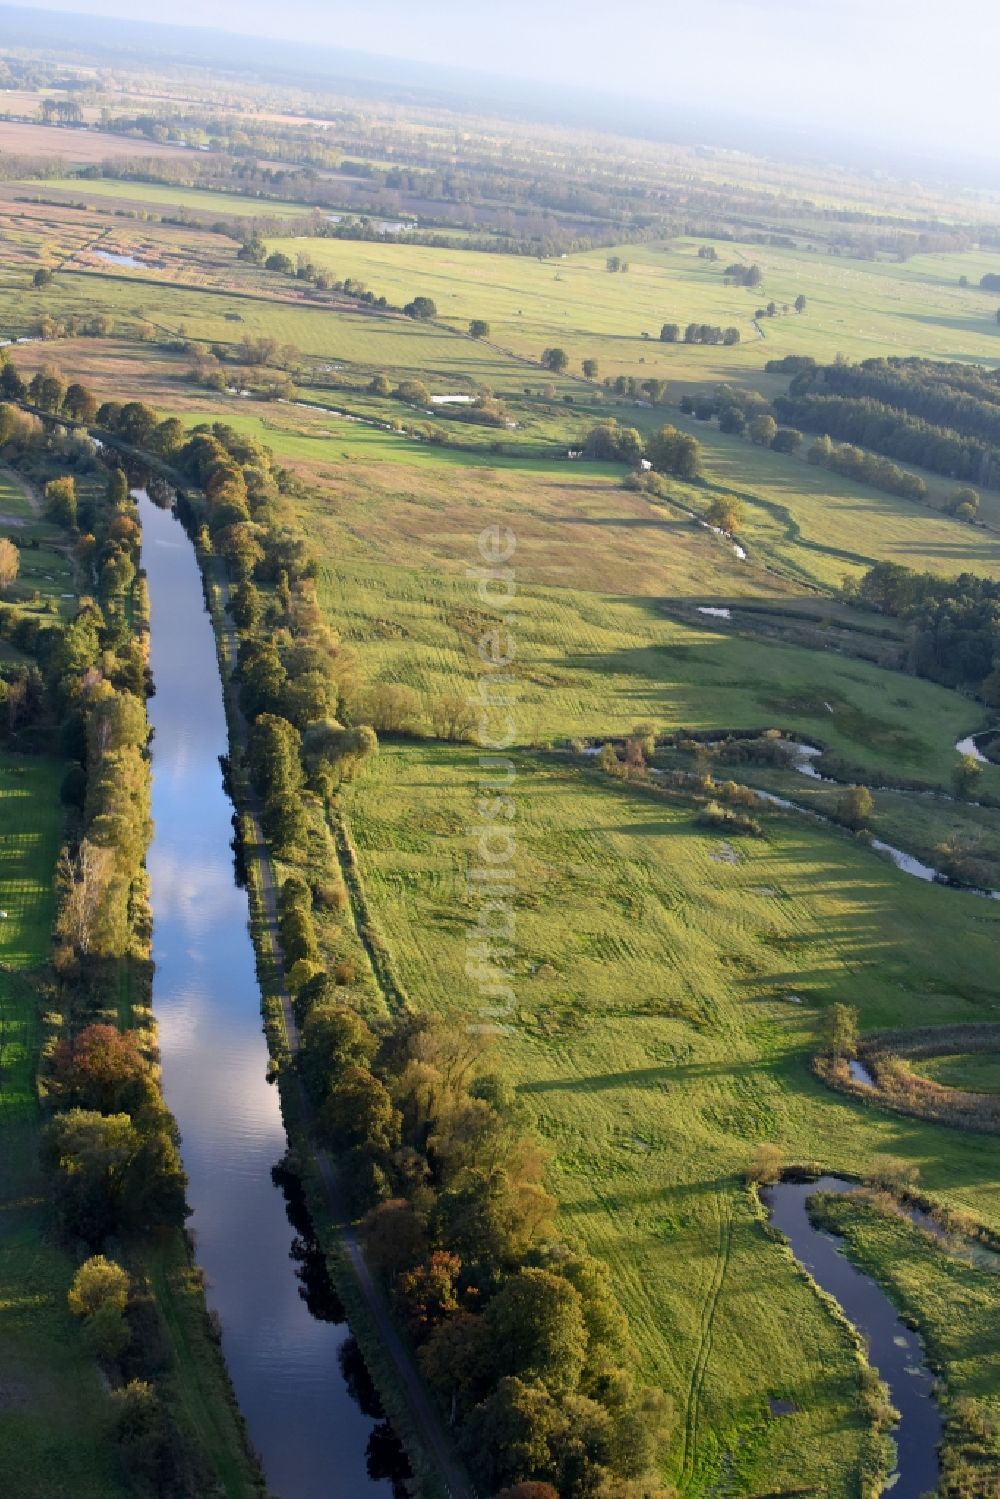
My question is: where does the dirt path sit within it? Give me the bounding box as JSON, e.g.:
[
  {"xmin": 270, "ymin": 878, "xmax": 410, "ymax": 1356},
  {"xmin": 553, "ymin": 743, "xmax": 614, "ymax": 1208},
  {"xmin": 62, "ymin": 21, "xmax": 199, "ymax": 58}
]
[
  {"xmin": 0, "ymin": 464, "xmax": 41, "ymax": 517},
  {"xmin": 212, "ymin": 569, "xmax": 474, "ymax": 1499}
]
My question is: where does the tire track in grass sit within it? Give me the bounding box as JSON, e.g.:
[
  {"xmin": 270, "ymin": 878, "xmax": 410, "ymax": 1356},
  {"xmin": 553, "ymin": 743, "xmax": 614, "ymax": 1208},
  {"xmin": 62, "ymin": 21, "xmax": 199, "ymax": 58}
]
[{"xmin": 679, "ymin": 1188, "xmax": 734, "ymax": 1492}]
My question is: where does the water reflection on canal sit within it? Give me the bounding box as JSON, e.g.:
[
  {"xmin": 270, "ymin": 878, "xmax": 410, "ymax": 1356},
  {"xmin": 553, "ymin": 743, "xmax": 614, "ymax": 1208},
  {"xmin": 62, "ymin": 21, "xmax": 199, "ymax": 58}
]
[{"xmin": 139, "ymin": 488, "xmax": 405, "ymax": 1498}]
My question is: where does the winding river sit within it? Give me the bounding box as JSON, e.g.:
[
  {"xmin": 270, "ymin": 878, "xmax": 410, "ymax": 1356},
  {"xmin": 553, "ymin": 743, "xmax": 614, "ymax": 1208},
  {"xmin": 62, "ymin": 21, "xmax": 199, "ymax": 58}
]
[
  {"xmin": 139, "ymin": 490, "xmax": 402, "ymax": 1498},
  {"xmin": 766, "ymin": 1178, "xmax": 942, "ymax": 1498}
]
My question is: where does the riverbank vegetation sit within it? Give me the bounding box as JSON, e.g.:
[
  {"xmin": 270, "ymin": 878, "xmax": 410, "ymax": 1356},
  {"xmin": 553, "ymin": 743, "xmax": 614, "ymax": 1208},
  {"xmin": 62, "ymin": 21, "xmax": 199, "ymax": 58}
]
[
  {"xmin": 0, "ymin": 413, "xmax": 264, "ymax": 1496},
  {"xmin": 820, "ymin": 1017, "xmax": 1000, "ymax": 1137},
  {"xmin": 810, "ymin": 1190, "xmax": 1000, "ymax": 1497}
]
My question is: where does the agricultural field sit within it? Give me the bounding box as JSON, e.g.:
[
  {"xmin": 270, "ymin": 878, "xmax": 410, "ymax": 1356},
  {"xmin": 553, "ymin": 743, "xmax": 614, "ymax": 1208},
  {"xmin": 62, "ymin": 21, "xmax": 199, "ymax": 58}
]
[{"xmin": 0, "ymin": 120, "xmax": 194, "ymax": 162}]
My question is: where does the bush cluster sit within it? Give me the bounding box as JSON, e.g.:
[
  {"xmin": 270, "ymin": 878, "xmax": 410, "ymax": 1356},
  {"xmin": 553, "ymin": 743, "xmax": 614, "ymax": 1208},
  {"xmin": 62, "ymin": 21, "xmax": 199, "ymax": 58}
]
[{"xmin": 580, "ymin": 420, "xmax": 702, "ymax": 479}]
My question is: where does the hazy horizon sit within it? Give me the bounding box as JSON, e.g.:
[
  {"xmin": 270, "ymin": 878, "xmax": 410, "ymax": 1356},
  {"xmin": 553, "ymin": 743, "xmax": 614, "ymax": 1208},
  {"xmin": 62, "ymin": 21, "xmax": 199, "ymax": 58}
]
[{"xmin": 6, "ymin": 0, "xmax": 998, "ymax": 166}]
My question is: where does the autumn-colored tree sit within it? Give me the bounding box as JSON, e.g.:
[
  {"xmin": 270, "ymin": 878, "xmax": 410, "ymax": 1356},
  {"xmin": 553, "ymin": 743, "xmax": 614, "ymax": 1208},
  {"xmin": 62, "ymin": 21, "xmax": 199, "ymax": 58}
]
[
  {"xmin": 706, "ymin": 494, "xmax": 744, "ymax": 533},
  {"xmin": 361, "ymin": 1199, "xmax": 428, "ymax": 1280},
  {"xmin": 460, "ymin": 1378, "xmax": 562, "ymax": 1493},
  {"xmin": 53, "ymin": 1024, "xmax": 156, "ymax": 1115},
  {"xmin": 952, "ymin": 753, "xmax": 982, "ymax": 798},
  {"xmin": 484, "ymin": 1267, "xmax": 588, "ymax": 1397},
  {"xmin": 820, "ymin": 1002, "xmax": 859, "ymax": 1059},
  {"xmin": 397, "ymin": 1250, "xmax": 463, "ymax": 1335},
  {"xmin": 429, "ymin": 694, "xmax": 477, "ymax": 743},
  {"xmin": 836, "ymin": 784, "xmax": 874, "ymax": 829},
  {"xmin": 319, "ymin": 1065, "xmax": 401, "ymax": 1153},
  {"xmin": 748, "ymin": 413, "xmax": 778, "ymax": 446},
  {"xmin": 0, "ymin": 537, "xmax": 18, "ymax": 592},
  {"xmin": 44, "ymin": 475, "xmax": 77, "ymax": 528}
]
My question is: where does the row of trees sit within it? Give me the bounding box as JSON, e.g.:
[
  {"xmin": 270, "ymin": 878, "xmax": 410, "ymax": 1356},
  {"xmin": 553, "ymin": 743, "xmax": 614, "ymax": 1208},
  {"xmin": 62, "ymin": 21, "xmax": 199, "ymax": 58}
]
[
  {"xmin": 789, "ymin": 357, "xmax": 1000, "ymax": 448},
  {"xmin": 603, "ymin": 373, "xmax": 668, "ymax": 403},
  {"xmin": 295, "ymin": 996, "xmax": 674, "ymax": 1497},
  {"xmin": 775, "ymin": 389, "xmax": 992, "ymax": 485},
  {"xmin": 163, "ymin": 413, "xmax": 676, "ymax": 1495},
  {"xmin": 805, "ymin": 432, "xmax": 929, "ymax": 501},
  {"xmin": 722, "ymin": 262, "xmax": 762, "ymax": 287},
  {"xmin": 659, "ymin": 323, "xmax": 740, "ymax": 345}
]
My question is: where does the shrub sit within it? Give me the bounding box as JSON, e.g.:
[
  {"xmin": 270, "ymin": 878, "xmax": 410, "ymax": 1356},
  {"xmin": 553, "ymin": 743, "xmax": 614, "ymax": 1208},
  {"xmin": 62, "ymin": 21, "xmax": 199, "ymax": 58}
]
[
  {"xmin": 68, "ymin": 1255, "xmax": 130, "ymax": 1318},
  {"xmin": 836, "ymin": 784, "xmax": 874, "ymax": 829},
  {"xmin": 746, "ymin": 1142, "xmax": 784, "ymax": 1185}
]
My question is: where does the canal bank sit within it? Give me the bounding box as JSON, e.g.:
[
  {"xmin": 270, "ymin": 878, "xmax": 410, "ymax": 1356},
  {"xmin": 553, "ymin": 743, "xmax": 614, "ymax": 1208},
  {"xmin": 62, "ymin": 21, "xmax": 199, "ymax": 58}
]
[
  {"xmin": 139, "ymin": 484, "xmax": 473, "ymax": 1499},
  {"xmin": 139, "ymin": 490, "xmax": 422, "ymax": 1499}
]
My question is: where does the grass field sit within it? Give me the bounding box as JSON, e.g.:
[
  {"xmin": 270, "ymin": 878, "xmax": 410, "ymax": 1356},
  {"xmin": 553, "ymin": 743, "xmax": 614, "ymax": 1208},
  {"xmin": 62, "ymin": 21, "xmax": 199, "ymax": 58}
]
[
  {"xmin": 263, "ymin": 232, "xmax": 1000, "ymax": 387},
  {"xmin": 665, "ymin": 410, "xmax": 1000, "ymax": 582},
  {"xmin": 239, "ymin": 417, "xmax": 990, "ymax": 784},
  {"xmin": 27, "ymin": 178, "xmax": 319, "ymax": 219},
  {"xmin": 0, "ymin": 466, "xmax": 84, "ymax": 617},
  {"xmin": 339, "ymin": 743, "xmax": 1000, "ymax": 1493},
  {"xmin": 912, "ymin": 1053, "xmax": 1000, "ymax": 1093},
  {"xmin": 316, "ymin": 556, "xmax": 985, "ymax": 776},
  {"xmin": 0, "ymin": 752, "xmax": 128, "ymax": 1499},
  {"xmin": 723, "ymin": 760, "xmax": 1000, "ymax": 886},
  {"xmin": 5, "ymin": 270, "xmax": 543, "ymax": 380}
]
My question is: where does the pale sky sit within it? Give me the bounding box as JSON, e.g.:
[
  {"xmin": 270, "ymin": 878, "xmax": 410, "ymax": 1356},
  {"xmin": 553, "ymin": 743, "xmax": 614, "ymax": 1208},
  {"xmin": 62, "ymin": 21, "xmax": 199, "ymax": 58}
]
[{"xmin": 10, "ymin": 0, "xmax": 999, "ymax": 161}]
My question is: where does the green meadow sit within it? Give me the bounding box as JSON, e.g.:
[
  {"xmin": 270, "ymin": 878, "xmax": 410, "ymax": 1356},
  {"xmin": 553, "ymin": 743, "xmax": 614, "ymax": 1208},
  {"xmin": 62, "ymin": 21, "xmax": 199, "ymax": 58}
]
[
  {"xmin": 0, "ymin": 468, "xmax": 78, "ymax": 615},
  {"xmin": 180, "ymin": 390, "xmax": 1000, "ymax": 595},
  {"xmin": 340, "ymin": 743, "xmax": 1000, "ymax": 1493},
  {"xmin": 13, "ymin": 269, "xmax": 538, "ymax": 379},
  {"xmin": 28, "ymin": 178, "xmax": 318, "ymax": 218},
  {"xmin": 913, "ymin": 1052, "xmax": 1000, "ymax": 1093},
  {"xmin": 0, "ymin": 753, "xmax": 128, "ymax": 1499},
  {"xmin": 264, "ymin": 232, "xmax": 1000, "ymax": 385}
]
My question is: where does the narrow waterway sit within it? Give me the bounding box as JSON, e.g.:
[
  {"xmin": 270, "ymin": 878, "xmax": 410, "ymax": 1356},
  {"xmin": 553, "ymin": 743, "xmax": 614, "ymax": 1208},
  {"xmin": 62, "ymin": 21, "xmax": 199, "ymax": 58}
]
[
  {"xmin": 766, "ymin": 1177, "xmax": 942, "ymax": 1499},
  {"xmin": 139, "ymin": 490, "xmax": 401, "ymax": 1499}
]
